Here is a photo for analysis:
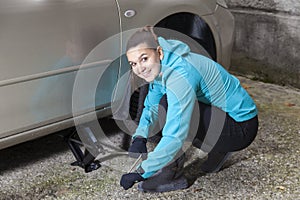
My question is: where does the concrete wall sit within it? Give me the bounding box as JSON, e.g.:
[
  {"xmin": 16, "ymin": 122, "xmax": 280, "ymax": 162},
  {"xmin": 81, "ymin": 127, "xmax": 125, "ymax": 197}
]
[{"xmin": 225, "ymin": 0, "xmax": 300, "ymax": 88}]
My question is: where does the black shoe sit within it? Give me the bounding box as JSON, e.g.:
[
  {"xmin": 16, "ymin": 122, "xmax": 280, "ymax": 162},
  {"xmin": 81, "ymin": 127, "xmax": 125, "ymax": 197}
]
[
  {"xmin": 138, "ymin": 175, "xmax": 188, "ymax": 193},
  {"xmin": 137, "ymin": 154, "xmax": 189, "ymax": 193},
  {"xmin": 201, "ymin": 152, "xmax": 232, "ymax": 173}
]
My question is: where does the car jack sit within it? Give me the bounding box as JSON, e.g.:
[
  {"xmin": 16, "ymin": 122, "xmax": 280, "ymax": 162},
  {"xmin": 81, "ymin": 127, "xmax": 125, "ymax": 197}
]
[{"xmin": 64, "ymin": 130, "xmax": 101, "ymax": 173}]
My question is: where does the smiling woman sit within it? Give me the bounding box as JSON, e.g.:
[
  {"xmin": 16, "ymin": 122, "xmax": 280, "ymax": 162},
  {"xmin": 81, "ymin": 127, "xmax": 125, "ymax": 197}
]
[
  {"xmin": 119, "ymin": 26, "xmax": 258, "ymax": 193},
  {"xmin": 125, "ymin": 26, "xmax": 163, "ymax": 82},
  {"xmin": 126, "ymin": 44, "xmax": 163, "ymax": 83}
]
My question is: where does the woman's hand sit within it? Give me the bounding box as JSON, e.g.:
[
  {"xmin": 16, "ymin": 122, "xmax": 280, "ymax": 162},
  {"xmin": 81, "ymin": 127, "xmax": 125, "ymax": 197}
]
[
  {"xmin": 120, "ymin": 173, "xmax": 145, "ymax": 190},
  {"xmin": 128, "ymin": 137, "xmax": 147, "ymax": 158}
]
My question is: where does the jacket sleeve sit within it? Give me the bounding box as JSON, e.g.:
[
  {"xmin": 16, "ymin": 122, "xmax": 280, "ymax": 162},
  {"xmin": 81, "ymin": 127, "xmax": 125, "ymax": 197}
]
[
  {"xmin": 139, "ymin": 68, "xmax": 197, "ymax": 178},
  {"xmin": 133, "ymin": 82, "xmax": 164, "ymax": 139}
]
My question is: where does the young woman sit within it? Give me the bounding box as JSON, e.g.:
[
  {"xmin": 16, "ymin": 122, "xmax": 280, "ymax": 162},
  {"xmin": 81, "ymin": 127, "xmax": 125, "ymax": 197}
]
[{"xmin": 120, "ymin": 26, "xmax": 258, "ymax": 193}]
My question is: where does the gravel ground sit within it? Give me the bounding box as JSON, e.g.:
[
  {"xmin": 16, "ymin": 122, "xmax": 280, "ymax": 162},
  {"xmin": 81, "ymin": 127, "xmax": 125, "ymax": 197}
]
[{"xmin": 0, "ymin": 75, "xmax": 299, "ymax": 200}]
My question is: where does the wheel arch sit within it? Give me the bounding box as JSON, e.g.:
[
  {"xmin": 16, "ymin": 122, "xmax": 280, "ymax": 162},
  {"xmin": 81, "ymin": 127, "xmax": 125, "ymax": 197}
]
[{"xmin": 154, "ymin": 12, "xmax": 217, "ymax": 61}]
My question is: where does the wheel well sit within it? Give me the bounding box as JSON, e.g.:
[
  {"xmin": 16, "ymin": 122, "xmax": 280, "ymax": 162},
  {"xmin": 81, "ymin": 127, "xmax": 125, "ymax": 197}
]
[{"xmin": 155, "ymin": 12, "xmax": 216, "ymax": 61}]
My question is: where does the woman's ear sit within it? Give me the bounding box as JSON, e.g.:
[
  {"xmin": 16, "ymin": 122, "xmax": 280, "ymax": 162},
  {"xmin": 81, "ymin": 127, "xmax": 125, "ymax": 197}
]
[{"xmin": 157, "ymin": 46, "xmax": 164, "ymax": 61}]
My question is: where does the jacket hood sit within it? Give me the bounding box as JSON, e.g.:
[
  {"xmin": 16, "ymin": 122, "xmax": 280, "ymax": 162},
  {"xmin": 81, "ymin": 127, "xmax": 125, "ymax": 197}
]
[{"xmin": 158, "ymin": 37, "xmax": 191, "ymax": 68}]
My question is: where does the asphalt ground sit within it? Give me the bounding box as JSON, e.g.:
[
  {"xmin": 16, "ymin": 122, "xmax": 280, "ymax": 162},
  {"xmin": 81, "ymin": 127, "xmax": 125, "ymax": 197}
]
[{"xmin": 0, "ymin": 75, "xmax": 299, "ymax": 200}]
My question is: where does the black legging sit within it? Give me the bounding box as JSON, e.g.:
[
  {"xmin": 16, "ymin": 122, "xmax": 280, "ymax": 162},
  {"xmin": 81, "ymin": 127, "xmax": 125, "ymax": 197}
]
[
  {"xmin": 192, "ymin": 102, "xmax": 258, "ymax": 153},
  {"xmin": 155, "ymin": 94, "xmax": 258, "ymax": 154}
]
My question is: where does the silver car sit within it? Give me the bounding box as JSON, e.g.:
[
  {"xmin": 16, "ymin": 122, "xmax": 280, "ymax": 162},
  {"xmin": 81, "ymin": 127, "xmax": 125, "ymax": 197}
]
[{"xmin": 0, "ymin": 0, "xmax": 234, "ymax": 150}]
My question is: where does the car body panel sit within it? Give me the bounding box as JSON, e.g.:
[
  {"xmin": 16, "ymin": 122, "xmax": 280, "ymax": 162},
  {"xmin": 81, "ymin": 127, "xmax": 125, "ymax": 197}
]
[
  {"xmin": 0, "ymin": 0, "xmax": 120, "ymax": 142},
  {"xmin": 118, "ymin": 0, "xmax": 217, "ymax": 34},
  {"xmin": 0, "ymin": 0, "xmax": 234, "ymax": 150},
  {"xmin": 117, "ymin": 0, "xmax": 233, "ymax": 68}
]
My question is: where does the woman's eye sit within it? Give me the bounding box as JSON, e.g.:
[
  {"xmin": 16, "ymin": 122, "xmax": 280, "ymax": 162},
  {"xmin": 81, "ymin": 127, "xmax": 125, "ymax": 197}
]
[
  {"xmin": 129, "ymin": 62, "xmax": 136, "ymax": 67},
  {"xmin": 141, "ymin": 57, "xmax": 148, "ymax": 62}
]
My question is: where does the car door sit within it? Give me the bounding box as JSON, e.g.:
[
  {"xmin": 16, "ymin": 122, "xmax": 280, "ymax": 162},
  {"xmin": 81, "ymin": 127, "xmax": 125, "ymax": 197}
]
[{"xmin": 0, "ymin": 0, "xmax": 121, "ymax": 145}]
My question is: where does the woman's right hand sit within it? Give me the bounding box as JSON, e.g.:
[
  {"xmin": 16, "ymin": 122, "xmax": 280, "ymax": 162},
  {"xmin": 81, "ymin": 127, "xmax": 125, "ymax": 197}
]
[{"xmin": 128, "ymin": 137, "xmax": 147, "ymax": 158}]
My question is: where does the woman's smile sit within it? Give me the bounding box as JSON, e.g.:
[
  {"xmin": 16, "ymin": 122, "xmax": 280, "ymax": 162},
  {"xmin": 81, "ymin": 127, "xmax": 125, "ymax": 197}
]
[{"xmin": 142, "ymin": 70, "xmax": 151, "ymax": 77}]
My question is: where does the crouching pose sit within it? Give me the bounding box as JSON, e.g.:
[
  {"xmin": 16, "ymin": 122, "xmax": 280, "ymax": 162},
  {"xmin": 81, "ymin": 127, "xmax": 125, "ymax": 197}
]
[{"xmin": 120, "ymin": 26, "xmax": 258, "ymax": 193}]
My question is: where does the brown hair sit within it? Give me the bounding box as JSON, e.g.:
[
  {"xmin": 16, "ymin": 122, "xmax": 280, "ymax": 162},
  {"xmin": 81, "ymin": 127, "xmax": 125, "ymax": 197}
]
[{"xmin": 126, "ymin": 26, "xmax": 159, "ymax": 52}]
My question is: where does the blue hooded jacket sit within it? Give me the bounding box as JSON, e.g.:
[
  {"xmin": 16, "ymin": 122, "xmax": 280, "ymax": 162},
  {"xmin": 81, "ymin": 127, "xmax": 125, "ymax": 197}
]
[{"xmin": 133, "ymin": 37, "xmax": 257, "ymax": 178}]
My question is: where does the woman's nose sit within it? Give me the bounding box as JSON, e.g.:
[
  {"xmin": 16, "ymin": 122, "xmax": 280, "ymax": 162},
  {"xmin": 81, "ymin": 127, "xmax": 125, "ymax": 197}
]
[{"xmin": 137, "ymin": 65, "xmax": 146, "ymax": 74}]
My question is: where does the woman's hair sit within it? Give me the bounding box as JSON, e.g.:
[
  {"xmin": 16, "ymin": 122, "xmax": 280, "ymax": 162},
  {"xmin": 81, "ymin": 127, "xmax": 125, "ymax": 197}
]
[{"xmin": 126, "ymin": 26, "xmax": 159, "ymax": 52}]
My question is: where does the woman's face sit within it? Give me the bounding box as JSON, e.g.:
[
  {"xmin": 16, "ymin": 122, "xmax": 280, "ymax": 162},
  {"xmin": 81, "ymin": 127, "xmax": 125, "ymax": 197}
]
[{"xmin": 126, "ymin": 43, "xmax": 163, "ymax": 82}]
